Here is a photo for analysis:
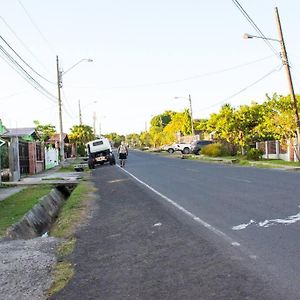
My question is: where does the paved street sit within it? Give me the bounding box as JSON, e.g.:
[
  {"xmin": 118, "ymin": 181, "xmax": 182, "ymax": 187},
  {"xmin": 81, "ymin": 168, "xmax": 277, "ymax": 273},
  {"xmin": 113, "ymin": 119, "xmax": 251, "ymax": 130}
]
[
  {"xmin": 51, "ymin": 150, "xmax": 300, "ymax": 299},
  {"xmin": 121, "ymin": 151, "xmax": 300, "ymax": 298}
]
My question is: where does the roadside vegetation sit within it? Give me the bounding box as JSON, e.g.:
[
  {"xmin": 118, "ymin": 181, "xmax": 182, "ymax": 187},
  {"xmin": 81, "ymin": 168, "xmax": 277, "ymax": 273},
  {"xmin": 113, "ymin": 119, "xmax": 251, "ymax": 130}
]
[
  {"xmin": 103, "ymin": 93, "xmax": 300, "ymax": 166},
  {"xmin": 0, "ymin": 185, "xmax": 52, "ymax": 237},
  {"xmin": 47, "ymin": 177, "xmax": 96, "ymax": 297}
]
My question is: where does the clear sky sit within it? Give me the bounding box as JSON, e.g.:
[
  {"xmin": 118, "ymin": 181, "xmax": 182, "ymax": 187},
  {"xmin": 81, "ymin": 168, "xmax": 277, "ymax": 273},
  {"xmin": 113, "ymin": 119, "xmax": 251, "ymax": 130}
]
[{"xmin": 1, "ymin": 0, "xmax": 300, "ymax": 135}]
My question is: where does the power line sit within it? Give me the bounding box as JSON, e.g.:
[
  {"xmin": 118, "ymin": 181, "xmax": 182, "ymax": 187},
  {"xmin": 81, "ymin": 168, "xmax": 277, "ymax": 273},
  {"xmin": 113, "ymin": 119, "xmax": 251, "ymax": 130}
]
[
  {"xmin": 17, "ymin": 0, "xmax": 56, "ymax": 55},
  {"xmin": 200, "ymin": 64, "xmax": 283, "ymax": 111},
  {"xmin": 0, "ymin": 44, "xmax": 57, "ymax": 104},
  {"xmin": 0, "ymin": 15, "xmax": 51, "ymax": 73},
  {"xmin": 0, "ymin": 34, "xmax": 56, "ymax": 84},
  {"xmin": 64, "ymin": 55, "xmax": 274, "ymax": 90},
  {"xmin": 232, "ymin": 0, "xmax": 281, "ymax": 59}
]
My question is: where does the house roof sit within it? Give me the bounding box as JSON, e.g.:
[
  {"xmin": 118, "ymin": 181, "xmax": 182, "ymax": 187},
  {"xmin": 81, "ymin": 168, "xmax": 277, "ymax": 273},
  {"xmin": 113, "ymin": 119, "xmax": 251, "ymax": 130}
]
[
  {"xmin": 47, "ymin": 133, "xmax": 69, "ymax": 143},
  {"xmin": 2, "ymin": 127, "xmax": 39, "ymax": 140}
]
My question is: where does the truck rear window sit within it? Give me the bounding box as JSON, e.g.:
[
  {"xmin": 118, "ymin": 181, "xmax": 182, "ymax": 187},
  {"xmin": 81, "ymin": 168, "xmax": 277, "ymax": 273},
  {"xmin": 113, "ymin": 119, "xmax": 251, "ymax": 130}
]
[{"xmin": 93, "ymin": 141, "xmax": 103, "ymax": 146}]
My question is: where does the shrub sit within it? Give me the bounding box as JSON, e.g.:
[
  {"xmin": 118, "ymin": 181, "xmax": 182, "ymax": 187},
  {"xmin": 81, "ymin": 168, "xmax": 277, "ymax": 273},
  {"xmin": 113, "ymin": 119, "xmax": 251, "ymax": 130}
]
[
  {"xmin": 201, "ymin": 143, "xmax": 229, "ymax": 157},
  {"xmin": 246, "ymin": 148, "xmax": 263, "ymax": 161}
]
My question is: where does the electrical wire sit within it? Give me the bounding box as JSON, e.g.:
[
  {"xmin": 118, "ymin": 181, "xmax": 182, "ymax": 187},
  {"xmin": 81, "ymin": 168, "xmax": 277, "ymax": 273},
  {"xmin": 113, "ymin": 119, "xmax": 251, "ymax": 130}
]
[
  {"xmin": 0, "ymin": 34, "xmax": 56, "ymax": 84},
  {"xmin": 200, "ymin": 64, "xmax": 283, "ymax": 111},
  {"xmin": 17, "ymin": 0, "xmax": 56, "ymax": 55},
  {"xmin": 0, "ymin": 15, "xmax": 51, "ymax": 73},
  {"xmin": 0, "ymin": 44, "xmax": 57, "ymax": 104},
  {"xmin": 64, "ymin": 55, "xmax": 275, "ymax": 90},
  {"xmin": 232, "ymin": 0, "xmax": 281, "ymax": 60}
]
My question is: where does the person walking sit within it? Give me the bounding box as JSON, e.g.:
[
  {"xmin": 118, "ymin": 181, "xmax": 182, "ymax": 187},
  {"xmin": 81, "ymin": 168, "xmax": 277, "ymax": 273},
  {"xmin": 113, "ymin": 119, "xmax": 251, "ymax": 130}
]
[{"xmin": 117, "ymin": 141, "xmax": 128, "ymax": 167}]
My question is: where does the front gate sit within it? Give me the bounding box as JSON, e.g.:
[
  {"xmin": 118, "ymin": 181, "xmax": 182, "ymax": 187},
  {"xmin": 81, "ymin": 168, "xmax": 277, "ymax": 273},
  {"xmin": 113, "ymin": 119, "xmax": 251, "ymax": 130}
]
[{"xmin": 19, "ymin": 141, "xmax": 29, "ymax": 175}]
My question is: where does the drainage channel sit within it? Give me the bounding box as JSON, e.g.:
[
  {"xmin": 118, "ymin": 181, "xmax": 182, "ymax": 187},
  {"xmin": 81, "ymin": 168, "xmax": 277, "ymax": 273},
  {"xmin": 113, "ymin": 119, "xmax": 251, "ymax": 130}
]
[{"xmin": 6, "ymin": 183, "xmax": 77, "ymax": 240}]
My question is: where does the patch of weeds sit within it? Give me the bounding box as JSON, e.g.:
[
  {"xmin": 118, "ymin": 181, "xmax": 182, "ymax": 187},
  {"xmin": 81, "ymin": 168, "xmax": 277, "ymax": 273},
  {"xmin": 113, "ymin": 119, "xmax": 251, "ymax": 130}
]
[
  {"xmin": 57, "ymin": 238, "xmax": 76, "ymax": 261},
  {"xmin": 47, "ymin": 261, "xmax": 74, "ymax": 296},
  {"xmin": 238, "ymin": 160, "xmax": 251, "ymax": 166},
  {"xmin": 48, "ymin": 178, "xmax": 95, "ymax": 296}
]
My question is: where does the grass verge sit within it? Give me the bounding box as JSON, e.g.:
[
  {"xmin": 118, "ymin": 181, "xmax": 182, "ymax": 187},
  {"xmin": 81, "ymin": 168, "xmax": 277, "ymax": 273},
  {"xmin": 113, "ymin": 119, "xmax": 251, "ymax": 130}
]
[
  {"xmin": 0, "ymin": 185, "xmax": 52, "ymax": 237},
  {"xmin": 47, "ymin": 177, "xmax": 96, "ymax": 297}
]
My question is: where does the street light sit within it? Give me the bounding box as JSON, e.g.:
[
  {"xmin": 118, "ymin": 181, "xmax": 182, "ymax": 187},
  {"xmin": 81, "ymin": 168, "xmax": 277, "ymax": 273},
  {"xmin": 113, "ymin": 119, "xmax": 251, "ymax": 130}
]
[
  {"xmin": 243, "ymin": 7, "xmax": 300, "ymax": 158},
  {"xmin": 56, "ymin": 56, "xmax": 93, "ymax": 165},
  {"xmin": 243, "ymin": 33, "xmax": 280, "ymax": 42},
  {"xmin": 174, "ymin": 94, "xmax": 195, "ymax": 137}
]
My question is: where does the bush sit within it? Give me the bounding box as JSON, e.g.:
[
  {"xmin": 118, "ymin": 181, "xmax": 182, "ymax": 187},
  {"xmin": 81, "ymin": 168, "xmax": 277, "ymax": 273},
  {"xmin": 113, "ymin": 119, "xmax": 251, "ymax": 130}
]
[
  {"xmin": 246, "ymin": 148, "xmax": 263, "ymax": 161},
  {"xmin": 201, "ymin": 143, "xmax": 229, "ymax": 157}
]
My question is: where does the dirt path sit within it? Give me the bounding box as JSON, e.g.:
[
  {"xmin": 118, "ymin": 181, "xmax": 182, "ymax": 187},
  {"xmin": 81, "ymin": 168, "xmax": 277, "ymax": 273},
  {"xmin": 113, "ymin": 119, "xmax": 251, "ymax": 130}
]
[{"xmin": 50, "ymin": 165, "xmax": 279, "ymax": 299}]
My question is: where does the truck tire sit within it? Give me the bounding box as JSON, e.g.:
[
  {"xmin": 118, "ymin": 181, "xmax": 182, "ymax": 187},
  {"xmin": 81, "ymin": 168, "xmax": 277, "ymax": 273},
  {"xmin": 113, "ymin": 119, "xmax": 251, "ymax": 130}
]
[
  {"xmin": 88, "ymin": 159, "xmax": 95, "ymax": 169},
  {"xmin": 168, "ymin": 148, "xmax": 174, "ymax": 154},
  {"xmin": 110, "ymin": 154, "xmax": 116, "ymax": 165}
]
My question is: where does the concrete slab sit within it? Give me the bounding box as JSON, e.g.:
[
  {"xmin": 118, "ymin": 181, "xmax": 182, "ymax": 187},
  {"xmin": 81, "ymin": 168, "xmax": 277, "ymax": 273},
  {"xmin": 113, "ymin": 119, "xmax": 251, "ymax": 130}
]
[{"xmin": 0, "ymin": 187, "xmax": 25, "ymax": 201}]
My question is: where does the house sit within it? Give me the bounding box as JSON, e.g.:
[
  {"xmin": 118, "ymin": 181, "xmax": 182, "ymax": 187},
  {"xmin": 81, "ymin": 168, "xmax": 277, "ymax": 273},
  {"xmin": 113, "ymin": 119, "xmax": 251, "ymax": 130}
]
[
  {"xmin": 46, "ymin": 133, "xmax": 72, "ymax": 158},
  {"xmin": 2, "ymin": 127, "xmax": 44, "ymax": 181}
]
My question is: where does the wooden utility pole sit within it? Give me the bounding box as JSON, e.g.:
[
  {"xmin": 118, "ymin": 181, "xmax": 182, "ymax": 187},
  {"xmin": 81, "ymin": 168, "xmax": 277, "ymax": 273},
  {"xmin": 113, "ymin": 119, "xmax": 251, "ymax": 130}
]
[
  {"xmin": 56, "ymin": 55, "xmax": 64, "ymax": 165},
  {"xmin": 188, "ymin": 94, "xmax": 195, "ymax": 137},
  {"xmin": 93, "ymin": 112, "xmax": 96, "ymax": 136},
  {"xmin": 275, "ymin": 7, "xmax": 300, "ymax": 159},
  {"xmin": 78, "ymin": 99, "xmax": 82, "ymax": 125}
]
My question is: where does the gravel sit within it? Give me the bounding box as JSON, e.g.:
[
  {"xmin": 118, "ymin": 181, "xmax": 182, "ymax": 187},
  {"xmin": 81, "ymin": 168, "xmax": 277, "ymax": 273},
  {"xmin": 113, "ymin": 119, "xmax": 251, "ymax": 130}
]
[{"xmin": 0, "ymin": 237, "xmax": 60, "ymax": 300}]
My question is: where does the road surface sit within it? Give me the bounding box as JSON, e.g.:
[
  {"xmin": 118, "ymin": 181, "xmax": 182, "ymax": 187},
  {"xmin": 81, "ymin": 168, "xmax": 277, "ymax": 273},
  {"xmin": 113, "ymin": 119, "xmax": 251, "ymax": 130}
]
[{"xmin": 52, "ymin": 150, "xmax": 300, "ymax": 299}]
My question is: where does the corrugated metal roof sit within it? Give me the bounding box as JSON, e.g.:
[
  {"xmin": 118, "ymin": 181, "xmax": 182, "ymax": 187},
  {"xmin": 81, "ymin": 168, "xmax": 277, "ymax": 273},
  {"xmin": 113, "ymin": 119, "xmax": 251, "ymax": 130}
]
[{"xmin": 2, "ymin": 128, "xmax": 38, "ymax": 139}]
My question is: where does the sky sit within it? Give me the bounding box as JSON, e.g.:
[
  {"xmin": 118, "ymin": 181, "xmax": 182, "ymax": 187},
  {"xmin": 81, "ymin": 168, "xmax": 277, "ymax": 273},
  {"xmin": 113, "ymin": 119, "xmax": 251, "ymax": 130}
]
[{"xmin": 1, "ymin": 0, "xmax": 300, "ymax": 135}]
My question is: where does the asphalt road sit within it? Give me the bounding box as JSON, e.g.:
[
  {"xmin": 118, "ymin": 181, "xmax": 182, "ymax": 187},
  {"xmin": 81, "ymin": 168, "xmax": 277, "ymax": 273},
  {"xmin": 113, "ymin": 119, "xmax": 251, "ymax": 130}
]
[
  {"xmin": 120, "ymin": 150, "xmax": 300, "ymax": 299},
  {"xmin": 52, "ymin": 150, "xmax": 300, "ymax": 299}
]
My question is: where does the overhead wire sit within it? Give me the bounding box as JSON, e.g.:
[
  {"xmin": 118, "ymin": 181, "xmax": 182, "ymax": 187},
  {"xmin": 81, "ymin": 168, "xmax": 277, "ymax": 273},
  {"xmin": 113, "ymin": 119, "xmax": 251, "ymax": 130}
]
[
  {"xmin": 0, "ymin": 43, "xmax": 57, "ymax": 104},
  {"xmin": 64, "ymin": 55, "xmax": 275, "ymax": 90},
  {"xmin": 200, "ymin": 64, "xmax": 283, "ymax": 112},
  {"xmin": 0, "ymin": 34, "xmax": 56, "ymax": 84},
  {"xmin": 0, "ymin": 15, "xmax": 51, "ymax": 73},
  {"xmin": 16, "ymin": 0, "xmax": 56, "ymax": 55},
  {"xmin": 231, "ymin": 0, "xmax": 281, "ymax": 60}
]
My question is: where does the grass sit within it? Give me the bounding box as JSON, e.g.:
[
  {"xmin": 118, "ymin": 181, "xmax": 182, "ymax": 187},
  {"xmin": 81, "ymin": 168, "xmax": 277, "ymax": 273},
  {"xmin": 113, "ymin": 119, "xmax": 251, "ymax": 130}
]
[
  {"xmin": 48, "ymin": 178, "xmax": 96, "ymax": 297},
  {"xmin": 0, "ymin": 185, "xmax": 52, "ymax": 237}
]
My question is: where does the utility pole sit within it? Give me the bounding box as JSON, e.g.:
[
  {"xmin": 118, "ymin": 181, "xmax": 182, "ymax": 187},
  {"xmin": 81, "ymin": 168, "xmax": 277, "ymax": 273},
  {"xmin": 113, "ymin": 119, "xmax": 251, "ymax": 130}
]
[
  {"xmin": 56, "ymin": 55, "xmax": 64, "ymax": 165},
  {"xmin": 78, "ymin": 99, "xmax": 82, "ymax": 125},
  {"xmin": 275, "ymin": 7, "xmax": 300, "ymax": 159},
  {"xmin": 188, "ymin": 94, "xmax": 195, "ymax": 137},
  {"xmin": 93, "ymin": 112, "xmax": 96, "ymax": 136}
]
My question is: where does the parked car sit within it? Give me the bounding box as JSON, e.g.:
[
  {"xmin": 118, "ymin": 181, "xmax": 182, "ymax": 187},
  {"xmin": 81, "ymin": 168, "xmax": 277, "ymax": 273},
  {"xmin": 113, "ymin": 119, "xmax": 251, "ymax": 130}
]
[
  {"xmin": 191, "ymin": 140, "xmax": 213, "ymax": 155},
  {"xmin": 163, "ymin": 143, "xmax": 191, "ymax": 154}
]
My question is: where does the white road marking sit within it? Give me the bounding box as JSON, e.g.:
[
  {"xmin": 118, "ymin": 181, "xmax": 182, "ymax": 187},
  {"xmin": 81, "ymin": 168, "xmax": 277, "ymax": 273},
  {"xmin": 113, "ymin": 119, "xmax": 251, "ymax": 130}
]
[
  {"xmin": 232, "ymin": 210, "xmax": 300, "ymax": 230},
  {"xmin": 227, "ymin": 177, "xmax": 252, "ymax": 184},
  {"xmin": 117, "ymin": 166, "xmax": 240, "ymax": 247},
  {"xmin": 153, "ymin": 222, "xmax": 162, "ymax": 227}
]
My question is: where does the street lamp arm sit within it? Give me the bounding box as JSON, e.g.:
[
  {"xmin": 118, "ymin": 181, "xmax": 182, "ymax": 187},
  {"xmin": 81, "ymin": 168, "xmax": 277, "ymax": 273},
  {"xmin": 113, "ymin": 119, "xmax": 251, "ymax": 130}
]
[
  {"xmin": 243, "ymin": 33, "xmax": 280, "ymax": 43},
  {"xmin": 62, "ymin": 58, "xmax": 93, "ymax": 75}
]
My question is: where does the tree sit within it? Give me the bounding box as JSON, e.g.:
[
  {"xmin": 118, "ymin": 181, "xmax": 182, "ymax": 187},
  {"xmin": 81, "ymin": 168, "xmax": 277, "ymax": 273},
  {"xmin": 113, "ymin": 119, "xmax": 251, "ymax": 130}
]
[
  {"xmin": 33, "ymin": 120, "xmax": 56, "ymax": 142},
  {"xmin": 69, "ymin": 125, "xmax": 95, "ymax": 156}
]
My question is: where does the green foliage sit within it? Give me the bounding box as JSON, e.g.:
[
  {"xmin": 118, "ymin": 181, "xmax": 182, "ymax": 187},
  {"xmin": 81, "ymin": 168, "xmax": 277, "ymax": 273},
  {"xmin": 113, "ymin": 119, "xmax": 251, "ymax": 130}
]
[
  {"xmin": 77, "ymin": 144, "xmax": 86, "ymax": 156},
  {"xmin": 246, "ymin": 148, "xmax": 263, "ymax": 161},
  {"xmin": 104, "ymin": 133, "xmax": 125, "ymax": 147},
  {"xmin": 201, "ymin": 143, "xmax": 229, "ymax": 157},
  {"xmin": 69, "ymin": 124, "xmax": 95, "ymax": 145},
  {"xmin": 34, "ymin": 120, "xmax": 56, "ymax": 142},
  {"xmin": 0, "ymin": 185, "xmax": 52, "ymax": 237}
]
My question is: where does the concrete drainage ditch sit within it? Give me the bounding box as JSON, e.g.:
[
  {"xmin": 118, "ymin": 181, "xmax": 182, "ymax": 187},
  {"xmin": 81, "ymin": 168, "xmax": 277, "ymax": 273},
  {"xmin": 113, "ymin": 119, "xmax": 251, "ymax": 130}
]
[{"xmin": 6, "ymin": 184, "xmax": 77, "ymax": 240}]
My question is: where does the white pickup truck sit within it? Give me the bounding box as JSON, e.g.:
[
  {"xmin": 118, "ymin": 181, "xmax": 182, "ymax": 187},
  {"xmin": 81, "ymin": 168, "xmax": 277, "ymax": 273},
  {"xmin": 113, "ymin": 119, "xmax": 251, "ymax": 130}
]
[
  {"xmin": 163, "ymin": 143, "xmax": 191, "ymax": 154},
  {"xmin": 86, "ymin": 137, "xmax": 116, "ymax": 169}
]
